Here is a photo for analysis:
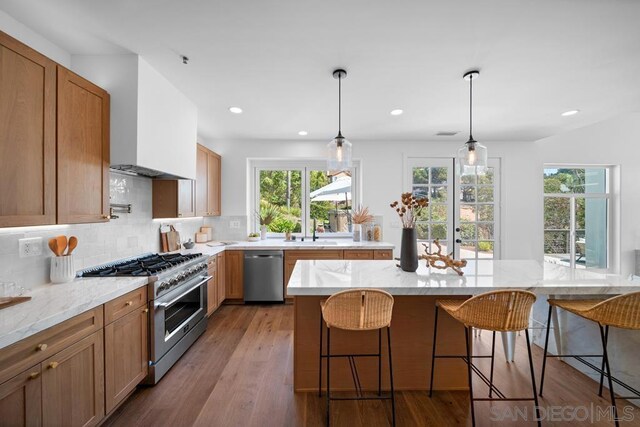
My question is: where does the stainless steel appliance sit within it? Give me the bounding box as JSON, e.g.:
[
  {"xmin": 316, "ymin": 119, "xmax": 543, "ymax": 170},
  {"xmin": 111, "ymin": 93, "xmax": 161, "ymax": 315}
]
[
  {"xmin": 243, "ymin": 250, "xmax": 284, "ymax": 303},
  {"xmin": 78, "ymin": 252, "xmax": 211, "ymax": 384}
]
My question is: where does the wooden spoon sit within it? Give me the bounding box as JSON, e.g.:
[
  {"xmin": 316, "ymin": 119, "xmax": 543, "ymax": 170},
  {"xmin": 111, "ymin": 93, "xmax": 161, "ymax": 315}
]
[
  {"xmin": 67, "ymin": 236, "xmax": 78, "ymax": 255},
  {"xmin": 48, "ymin": 238, "xmax": 59, "ymax": 256},
  {"xmin": 55, "ymin": 235, "xmax": 68, "ymax": 257}
]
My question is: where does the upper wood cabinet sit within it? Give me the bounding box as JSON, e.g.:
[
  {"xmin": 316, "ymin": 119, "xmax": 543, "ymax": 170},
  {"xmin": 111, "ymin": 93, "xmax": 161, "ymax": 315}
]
[
  {"xmin": 0, "ymin": 31, "xmax": 57, "ymax": 227},
  {"xmin": 152, "ymin": 179, "xmax": 195, "ymax": 218},
  {"xmin": 57, "ymin": 66, "xmax": 110, "ymax": 224},
  {"xmin": 195, "ymin": 144, "xmax": 221, "ymax": 216}
]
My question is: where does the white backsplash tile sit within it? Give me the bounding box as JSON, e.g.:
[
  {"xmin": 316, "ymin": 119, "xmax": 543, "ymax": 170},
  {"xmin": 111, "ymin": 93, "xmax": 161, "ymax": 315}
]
[{"xmin": 0, "ymin": 172, "xmax": 204, "ymax": 289}]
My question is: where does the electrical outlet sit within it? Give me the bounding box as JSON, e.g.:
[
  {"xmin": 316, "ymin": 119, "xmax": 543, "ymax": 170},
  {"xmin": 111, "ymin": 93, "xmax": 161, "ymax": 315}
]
[
  {"xmin": 230, "ymin": 220, "xmax": 241, "ymax": 229},
  {"xmin": 19, "ymin": 237, "xmax": 43, "ymax": 258}
]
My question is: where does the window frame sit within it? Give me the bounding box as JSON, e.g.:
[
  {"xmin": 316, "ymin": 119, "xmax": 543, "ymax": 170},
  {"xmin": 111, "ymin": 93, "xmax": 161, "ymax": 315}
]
[
  {"xmin": 249, "ymin": 159, "xmax": 361, "ymax": 239},
  {"xmin": 543, "ymin": 165, "xmax": 616, "ymax": 273}
]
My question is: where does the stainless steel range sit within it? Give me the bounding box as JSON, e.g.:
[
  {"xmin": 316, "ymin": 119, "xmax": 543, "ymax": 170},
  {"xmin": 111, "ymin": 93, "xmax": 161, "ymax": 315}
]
[{"xmin": 78, "ymin": 252, "xmax": 211, "ymax": 384}]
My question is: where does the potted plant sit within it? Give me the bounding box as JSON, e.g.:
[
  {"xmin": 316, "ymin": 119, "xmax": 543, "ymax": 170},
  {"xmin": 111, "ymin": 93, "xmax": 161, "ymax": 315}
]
[
  {"xmin": 351, "ymin": 205, "xmax": 374, "ymax": 242},
  {"xmin": 256, "ymin": 204, "xmax": 279, "ymax": 240},
  {"xmin": 390, "ymin": 193, "xmax": 429, "ymax": 272}
]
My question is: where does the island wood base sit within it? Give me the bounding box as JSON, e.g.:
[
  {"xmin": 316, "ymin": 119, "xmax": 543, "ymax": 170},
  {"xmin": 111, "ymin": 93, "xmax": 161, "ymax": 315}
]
[{"xmin": 293, "ymin": 295, "xmax": 471, "ymax": 392}]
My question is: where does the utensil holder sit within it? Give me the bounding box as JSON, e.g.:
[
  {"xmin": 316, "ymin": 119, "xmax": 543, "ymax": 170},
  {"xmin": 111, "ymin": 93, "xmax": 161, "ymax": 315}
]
[{"xmin": 50, "ymin": 255, "xmax": 75, "ymax": 284}]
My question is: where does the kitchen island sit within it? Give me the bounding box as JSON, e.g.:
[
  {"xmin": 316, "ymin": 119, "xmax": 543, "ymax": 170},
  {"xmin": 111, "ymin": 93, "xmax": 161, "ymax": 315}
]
[{"xmin": 287, "ymin": 259, "xmax": 640, "ymax": 392}]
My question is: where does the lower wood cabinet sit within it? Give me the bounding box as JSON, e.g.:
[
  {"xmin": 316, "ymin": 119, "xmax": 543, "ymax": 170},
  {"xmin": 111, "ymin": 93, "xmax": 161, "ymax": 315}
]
[
  {"xmin": 225, "ymin": 250, "xmax": 244, "ymax": 300},
  {"xmin": 207, "ymin": 255, "xmax": 218, "ymax": 315},
  {"xmin": 41, "ymin": 330, "xmax": 104, "ymax": 427},
  {"xmin": 0, "ymin": 365, "xmax": 42, "ymax": 427},
  {"xmin": 216, "ymin": 252, "xmax": 226, "ymax": 306},
  {"xmin": 104, "ymin": 306, "xmax": 148, "ymax": 413}
]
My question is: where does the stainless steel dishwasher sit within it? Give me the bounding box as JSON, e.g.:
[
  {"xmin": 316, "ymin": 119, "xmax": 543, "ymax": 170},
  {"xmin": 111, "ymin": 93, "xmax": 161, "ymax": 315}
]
[{"xmin": 243, "ymin": 250, "xmax": 284, "ymax": 303}]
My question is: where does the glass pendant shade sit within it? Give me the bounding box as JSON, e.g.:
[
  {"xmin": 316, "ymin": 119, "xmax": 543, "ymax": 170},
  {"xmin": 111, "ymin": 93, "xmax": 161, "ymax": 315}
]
[
  {"xmin": 457, "ymin": 140, "xmax": 487, "ymax": 176},
  {"xmin": 327, "ymin": 135, "xmax": 352, "ymax": 171}
]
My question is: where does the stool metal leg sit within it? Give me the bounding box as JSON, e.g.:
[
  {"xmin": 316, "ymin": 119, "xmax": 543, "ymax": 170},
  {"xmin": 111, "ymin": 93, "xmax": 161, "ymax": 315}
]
[
  {"xmin": 465, "ymin": 326, "xmax": 476, "ymax": 427},
  {"xmin": 525, "ymin": 329, "xmax": 542, "ymax": 427},
  {"xmin": 428, "ymin": 305, "xmax": 439, "ymax": 397},
  {"xmin": 598, "ymin": 325, "xmax": 609, "ymax": 397},
  {"xmin": 600, "ymin": 325, "xmax": 619, "ymax": 427},
  {"xmin": 539, "ymin": 304, "xmax": 553, "ymax": 397},
  {"xmin": 326, "ymin": 327, "xmax": 331, "ymax": 427},
  {"xmin": 319, "ymin": 312, "xmax": 323, "ymax": 397},
  {"xmin": 489, "ymin": 331, "xmax": 496, "ymax": 398},
  {"xmin": 387, "ymin": 326, "xmax": 396, "ymax": 427},
  {"xmin": 378, "ymin": 328, "xmax": 382, "ymax": 396}
]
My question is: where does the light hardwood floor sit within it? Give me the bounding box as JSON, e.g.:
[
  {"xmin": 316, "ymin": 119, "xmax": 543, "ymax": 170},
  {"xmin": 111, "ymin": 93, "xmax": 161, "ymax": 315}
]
[{"xmin": 103, "ymin": 305, "xmax": 640, "ymax": 426}]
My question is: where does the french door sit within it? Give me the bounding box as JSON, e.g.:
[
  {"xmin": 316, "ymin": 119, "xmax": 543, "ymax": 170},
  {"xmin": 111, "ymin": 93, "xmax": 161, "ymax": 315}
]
[{"xmin": 405, "ymin": 157, "xmax": 501, "ymax": 262}]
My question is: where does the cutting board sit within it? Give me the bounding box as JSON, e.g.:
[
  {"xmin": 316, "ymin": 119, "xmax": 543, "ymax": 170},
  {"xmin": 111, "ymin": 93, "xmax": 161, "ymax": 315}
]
[{"xmin": 166, "ymin": 225, "xmax": 181, "ymax": 252}]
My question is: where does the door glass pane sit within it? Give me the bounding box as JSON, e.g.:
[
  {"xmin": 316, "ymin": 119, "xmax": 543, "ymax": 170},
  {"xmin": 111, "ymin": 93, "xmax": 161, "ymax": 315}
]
[
  {"xmin": 431, "ymin": 223, "xmax": 447, "ymax": 240},
  {"xmin": 460, "ymin": 186, "xmax": 476, "ymax": 202},
  {"xmin": 459, "ymin": 204, "xmax": 476, "ymax": 222},
  {"xmin": 478, "ymin": 204, "xmax": 494, "ymax": 221},
  {"xmin": 412, "ymin": 167, "xmax": 429, "ymax": 184},
  {"xmin": 478, "ymin": 241, "xmax": 494, "ymax": 259},
  {"xmin": 260, "ymin": 170, "xmax": 302, "ymax": 233},
  {"xmin": 310, "ymin": 171, "xmax": 351, "ymax": 234},
  {"xmin": 477, "ymin": 186, "xmax": 494, "ymax": 202},
  {"xmin": 431, "ymin": 204, "xmax": 447, "ymax": 221},
  {"xmin": 431, "ymin": 167, "xmax": 448, "ymax": 184},
  {"xmin": 430, "ymin": 186, "xmax": 448, "ymax": 202},
  {"xmin": 544, "ymin": 197, "xmax": 571, "ymax": 262},
  {"xmin": 579, "ymin": 197, "xmax": 608, "ymax": 269}
]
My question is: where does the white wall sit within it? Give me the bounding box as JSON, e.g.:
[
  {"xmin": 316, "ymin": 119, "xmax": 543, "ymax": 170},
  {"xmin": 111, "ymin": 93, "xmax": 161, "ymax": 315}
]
[
  {"xmin": 536, "ymin": 112, "xmax": 640, "ymax": 275},
  {"xmin": 0, "ymin": 9, "xmax": 70, "ymax": 66},
  {"xmin": 200, "ymin": 138, "xmax": 541, "ymax": 259}
]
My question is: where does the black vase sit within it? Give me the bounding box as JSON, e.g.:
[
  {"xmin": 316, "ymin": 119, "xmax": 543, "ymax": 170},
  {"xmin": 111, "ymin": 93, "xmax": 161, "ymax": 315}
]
[{"xmin": 400, "ymin": 227, "xmax": 419, "ymax": 272}]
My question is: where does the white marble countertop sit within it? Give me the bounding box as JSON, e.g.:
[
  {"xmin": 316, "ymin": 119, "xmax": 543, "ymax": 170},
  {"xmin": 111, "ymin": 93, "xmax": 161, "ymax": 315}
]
[
  {"xmin": 0, "ymin": 276, "xmax": 148, "ymax": 350},
  {"xmin": 180, "ymin": 240, "xmax": 394, "ymax": 256},
  {"xmin": 287, "ymin": 259, "xmax": 640, "ymax": 296}
]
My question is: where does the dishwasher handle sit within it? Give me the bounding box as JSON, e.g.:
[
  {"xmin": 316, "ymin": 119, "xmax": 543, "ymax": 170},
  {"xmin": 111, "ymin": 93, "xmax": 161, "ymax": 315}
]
[{"xmin": 245, "ymin": 254, "xmax": 283, "ymax": 259}]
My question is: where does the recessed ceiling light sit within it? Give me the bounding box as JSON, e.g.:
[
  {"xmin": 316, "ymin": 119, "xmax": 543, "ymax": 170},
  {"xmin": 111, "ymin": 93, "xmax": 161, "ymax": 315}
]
[
  {"xmin": 298, "ymin": 131, "xmax": 308, "ymax": 136},
  {"xmin": 229, "ymin": 107, "xmax": 243, "ymax": 114},
  {"xmin": 561, "ymin": 109, "xmax": 579, "ymax": 116},
  {"xmin": 390, "ymin": 109, "xmax": 404, "ymax": 116}
]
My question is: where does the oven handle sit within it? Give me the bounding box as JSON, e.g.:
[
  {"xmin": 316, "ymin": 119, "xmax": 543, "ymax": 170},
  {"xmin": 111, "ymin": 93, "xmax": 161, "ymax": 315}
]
[{"xmin": 155, "ymin": 276, "xmax": 211, "ymax": 308}]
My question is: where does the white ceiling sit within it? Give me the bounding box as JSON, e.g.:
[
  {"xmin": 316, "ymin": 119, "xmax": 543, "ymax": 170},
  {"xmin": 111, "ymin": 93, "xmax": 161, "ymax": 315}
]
[{"xmin": 2, "ymin": 0, "xmax": 639, "ymax": 142}]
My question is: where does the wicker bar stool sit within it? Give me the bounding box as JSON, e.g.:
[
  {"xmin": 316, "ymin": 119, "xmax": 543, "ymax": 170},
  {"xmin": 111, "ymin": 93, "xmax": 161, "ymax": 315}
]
[
  {"xmin": 429, "ymin": 290, "xmax": 541, "ymax": 427},
  {"xmin": 539, "ymin": 291, "xmax": 640, "ymax": 427},
  {"xmin": 318, "ymin": 289, "xmax": 395, "ymax": 426}
]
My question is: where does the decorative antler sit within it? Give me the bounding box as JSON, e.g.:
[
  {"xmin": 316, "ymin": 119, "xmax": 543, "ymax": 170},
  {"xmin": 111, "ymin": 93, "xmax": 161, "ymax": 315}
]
[{"xmin": 420, "ymin": 239, "xmax": 467, "ymax": 276}]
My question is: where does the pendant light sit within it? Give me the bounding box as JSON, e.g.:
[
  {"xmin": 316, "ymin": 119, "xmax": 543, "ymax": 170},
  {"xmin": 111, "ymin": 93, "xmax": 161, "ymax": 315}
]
[
  {"xmin": 327, "ymin": 69, "xmax": 352, "ymax": 171},
  {"xmin": 457, "ymin": 70, "xmax": 487, "ymax": 176}
]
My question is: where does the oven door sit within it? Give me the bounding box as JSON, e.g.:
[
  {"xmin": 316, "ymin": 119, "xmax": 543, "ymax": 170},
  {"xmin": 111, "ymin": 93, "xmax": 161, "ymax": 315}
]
[{"xmin": 151, "ymin": 274, "xmax": 210, "ymax": 361}]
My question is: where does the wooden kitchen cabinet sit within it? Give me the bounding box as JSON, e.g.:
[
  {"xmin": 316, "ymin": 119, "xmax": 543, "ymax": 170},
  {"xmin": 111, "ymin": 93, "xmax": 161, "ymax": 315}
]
[
  {"xmin": 225, "ymin": 250, "xmax": 244, "ymax": 300},
  {"xmin": 0, "ymin": 365, "xmax": 42, "ymax": 427},
  {"xmin": 373, "ymin": 249, "xmax": 393, "ymax": 260},
  {"xmin": 57, "ymin": 66, "xmax": 110, "ymax": 224},
  {"xmin": 152, "ymin": 179, "xmax": 195, "ymax": 219},
  {"xmin": 216, "ymin": 252, "xmax": 226, "ymax": 306},
  {"xmin": 344, "ymin": 250, "xmax": 374, "ymax": 260},
  {"xmin": 41, "ymin": 330, "xmax": 105, "ymax": 427},
  {"xmin": 195, "ymin": 144, "xmax": 222, "ymax": 216},
  {"xmin": 104, "ymin": 304, "xmax": 148, "ymax": 413},
  {"xmin": 206, "ymin": 255, "xmax": 218, "ymax": 315},
  {"xmin": 0, "ymin": 31, "xmax": 57, "ymax": 228}
]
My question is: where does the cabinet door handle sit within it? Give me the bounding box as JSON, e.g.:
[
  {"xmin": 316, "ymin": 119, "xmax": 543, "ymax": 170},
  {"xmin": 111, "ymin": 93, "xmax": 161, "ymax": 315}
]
[
  {"xmin": 125, "ymin": 301, "xmax": 133, "ymax": 306},
  {"xmin": 36, "ymin": 343, "xmax": 48, "ymax": 351},
  {"xmin": 48, "ymin": 362, "xmax": 59, "ymax": 369},
  {"xmin": 29, "ymin": 372, "xmax": 40, "ymax": 380},
  {"xmin": 143, "ymin": 308, "xmax": 149, "ymax": 313},
  {"xmin": 102, "ymin": 215, "xmax": 110, "ymax": 219}
]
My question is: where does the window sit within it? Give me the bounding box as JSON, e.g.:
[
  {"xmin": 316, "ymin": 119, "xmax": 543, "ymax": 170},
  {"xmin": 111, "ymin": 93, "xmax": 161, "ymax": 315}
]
[
  {"xmin": 251, "ymin": 160, "xmax": 360, "ymax": 238},
  {"xmin": 543, "ymin": 167, "xmax": 611, "ymax": 270},
  {"xmin": 405, "ymin": 157, "xmax": 501, "ymax": 262}
]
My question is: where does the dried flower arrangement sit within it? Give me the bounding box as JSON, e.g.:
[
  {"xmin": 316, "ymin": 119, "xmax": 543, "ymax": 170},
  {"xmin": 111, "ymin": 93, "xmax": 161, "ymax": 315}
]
[
  {"xmin": 352, "ymin": 205, "xmax": 374, "ymax": 225},
  {"xmin": 389, "ymin": 192, "xmax": 428, "ymax": 228}
]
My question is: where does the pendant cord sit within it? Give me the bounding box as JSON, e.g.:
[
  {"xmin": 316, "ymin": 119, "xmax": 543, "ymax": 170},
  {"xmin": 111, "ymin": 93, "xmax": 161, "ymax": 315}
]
[
  {"xmin": 469, "ymin": 74, "xmax": 473, "ymax": 140},
  {"xmin": 338, "ymin": 75, "xmax": 342, "ymax": 134}
]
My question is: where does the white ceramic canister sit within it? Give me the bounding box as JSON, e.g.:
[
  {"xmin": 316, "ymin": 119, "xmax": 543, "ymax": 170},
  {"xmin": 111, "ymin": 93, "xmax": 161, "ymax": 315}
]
[{"xmin": 50, "ymin": 255, "xmax": 76, "ymax": 284}]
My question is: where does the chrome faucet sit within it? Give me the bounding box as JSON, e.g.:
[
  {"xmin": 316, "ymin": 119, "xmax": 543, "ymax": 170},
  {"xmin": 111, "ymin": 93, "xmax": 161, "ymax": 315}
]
[{"xmin": 312, "ymin": 219, "xmax": 318, "ymax": 242}]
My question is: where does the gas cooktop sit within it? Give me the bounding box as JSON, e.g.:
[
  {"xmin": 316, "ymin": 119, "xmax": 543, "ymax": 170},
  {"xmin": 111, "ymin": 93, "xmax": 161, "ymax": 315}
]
[{"xmin": 78, "ymin": 253, "xmax": 203, "ymax": 277}]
